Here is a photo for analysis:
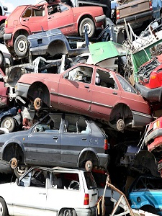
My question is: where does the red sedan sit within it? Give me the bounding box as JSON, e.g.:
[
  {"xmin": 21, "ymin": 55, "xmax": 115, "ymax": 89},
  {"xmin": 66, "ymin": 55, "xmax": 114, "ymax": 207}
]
[
  {"xmin": 4, "ymin": 2, "xmax": 105, "ymax": 58},
  {"xmin": 15, "ymin": 63, "xmax": 152, "ymax": 131}
]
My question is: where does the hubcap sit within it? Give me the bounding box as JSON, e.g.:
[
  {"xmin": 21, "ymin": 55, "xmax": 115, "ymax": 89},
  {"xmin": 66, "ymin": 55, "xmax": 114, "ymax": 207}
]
[{"xmin": 17, "ymin": 39, "xmax": 27, "ymax": 52}]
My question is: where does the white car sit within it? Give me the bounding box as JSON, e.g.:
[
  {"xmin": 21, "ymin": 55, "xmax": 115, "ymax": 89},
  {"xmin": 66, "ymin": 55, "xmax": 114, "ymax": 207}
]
[{"xmin": 0, "ymin": 166, "xmax": 98, "ymax": 216}]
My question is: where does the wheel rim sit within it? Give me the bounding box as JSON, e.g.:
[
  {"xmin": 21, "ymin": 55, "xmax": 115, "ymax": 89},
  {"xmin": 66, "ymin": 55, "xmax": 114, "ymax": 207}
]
[
  {"xmin": 10, "ymin": 157, "xmax": 18, "ymax": 169},
  {"xmin": 63, "ymin": 209, "xmax": 73, "ymax": 216},
  {"xmin": 3, "ymin": 118, "xmax": 14, "ymax": 130},
  {"xmin": 116, "ymin": 119, "xmax": 125, "ymax": 131},
  {"xmin": 85, "ymin": 160, "xmax": 93, "ymax": 172},
  {"xmin": 0, "ymin": 202, "xmax": 3, "ymax": 216},
  {"xmin": 83, "ymin": 23, "xmax": 92, "ymax": 34},
  {"xmin": 17, "ymin": 38, "xmax": 28, "ymax": 53},
  {"xmin": 34, "ymin": 97, "xmax": 42, "ymax": 111}
]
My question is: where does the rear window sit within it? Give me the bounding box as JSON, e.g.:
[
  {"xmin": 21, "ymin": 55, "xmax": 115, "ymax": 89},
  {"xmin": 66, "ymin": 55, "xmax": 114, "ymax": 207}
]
[{"xmin": 84, "ymin": 172, "xmax": 97, "ymax": 189}]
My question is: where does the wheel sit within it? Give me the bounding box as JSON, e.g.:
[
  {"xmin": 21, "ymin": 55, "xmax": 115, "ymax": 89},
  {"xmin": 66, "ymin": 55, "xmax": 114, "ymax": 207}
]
[
  {"xmin": 14, "ymin": 166, "xmax": 29, "ymax": 178},
  {"xmin": 1, "ymin": 116, "xmax": 15, "ymax": 132},
  {"xmin": 0, "ymin": 23, "xmax": 5, "ymax": 39},
  {"xmin": 34, "ymin": 97, "xmax": 42, "ymax": 111},
  {"xmin": 85, "ymin": 160, "xmax": 93, "ymax": 172},
  {"xmin": 10, "ymin": 157, "xmax": 18, "ymax": 169},
  {"xmin": 0, "ymin": 197, "xmax": 8, "ymax": 216},
  {"xmin": 79, "ymin": 18, "xmax": 95, "ymax": 38},
  {"xmin": 14, "ymin": 35, "xmax": 29, "ymax": 57},
  {"xmin": 116, "ymin": 119, "xmax": 125, "ymax": 131},
  {"xmin": 59, "ymin": 209, "xmax": 76, "ymax": 216}
]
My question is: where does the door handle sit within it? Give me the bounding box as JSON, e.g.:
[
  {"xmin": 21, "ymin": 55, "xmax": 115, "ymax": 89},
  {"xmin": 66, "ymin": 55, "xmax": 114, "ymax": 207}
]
[
  {"xmin": 39, "ymin": 193, "xmax": 46, "ymax": 195},
  {"xmin": 48, "ymin": 17, "xmax": 52, "ymax": 19},
  {"xmin": 112, "ymin": 92, "xmax": 118, "ymax": 95},
  {"xmin": 53, "ymin": 136, "xmax": 58, "ymax": 140},
  {"xmin": 84, "ymin": 85, "xmax": 89, "ymax": 88},
  {"xmin": 23, "ymin": 19, "xmax": 29, "ymax": 21},
  {"xmin": 82, "ymin": 138, "xmax": 87, "ymax": 140}
]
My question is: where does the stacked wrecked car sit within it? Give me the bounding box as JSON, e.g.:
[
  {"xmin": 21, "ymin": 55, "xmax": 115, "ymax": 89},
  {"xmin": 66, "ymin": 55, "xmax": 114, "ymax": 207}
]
[{"xmin": 1, "ymin": 0, "xmax": 162, "ymax": 215}]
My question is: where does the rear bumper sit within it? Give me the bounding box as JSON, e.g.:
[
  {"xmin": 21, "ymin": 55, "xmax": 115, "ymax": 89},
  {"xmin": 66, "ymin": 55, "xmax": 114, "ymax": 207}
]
[
  {"xmin": 95, "ymin": 14, "xmax": 106, "ymax": 23},
  {"xmin": 135, "ymin": 83, "xmax": 162, "ymax": 102},
  {"xmin": 145, "ymin": 128, "xmax": 162, "ymax": 145},
  {"xmin": 116, "ymin": 10, "xmax": 153, "ymax": 25},
  {"xmin": 132, "ymin": 111, "xmax": 152, "ymax": 128},
  {"xmin": 76, "ymin": 206, "xmax": 96, "ymax": 216}
]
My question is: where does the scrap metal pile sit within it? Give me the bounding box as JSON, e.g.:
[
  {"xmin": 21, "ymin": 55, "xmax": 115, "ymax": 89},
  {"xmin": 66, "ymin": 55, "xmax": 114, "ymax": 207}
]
[{"xmin": 0, "ymin": 0, "xmax": 162, "ymax": 215}]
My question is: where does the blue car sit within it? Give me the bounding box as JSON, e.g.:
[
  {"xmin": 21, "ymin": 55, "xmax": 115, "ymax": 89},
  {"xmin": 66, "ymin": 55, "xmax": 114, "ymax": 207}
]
[{"xmin": 128, "ymin": 175, "xmax": 162, "ymax": 215}]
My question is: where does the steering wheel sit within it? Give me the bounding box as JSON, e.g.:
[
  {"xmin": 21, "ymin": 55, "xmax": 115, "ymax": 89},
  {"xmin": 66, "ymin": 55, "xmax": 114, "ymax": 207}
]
[{"xmin": 68, "ymin": 180, "xmax": 80, "ymax": 190}]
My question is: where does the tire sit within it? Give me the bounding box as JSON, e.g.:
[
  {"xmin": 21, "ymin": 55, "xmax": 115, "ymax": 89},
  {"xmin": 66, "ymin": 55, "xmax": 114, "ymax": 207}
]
[
  {"xmin": 14, "ymin": 35, "xmax": 29, "ymax": 57},
  {"xmin": 14, "ymin": 166, "xmax": 29, "ymax": 178},
  {"xmin": 0, "ymin": 197, "xmax": 8, "ymax": 216},
  {"xmin": 0, "ymin": 51, "xmax": 5, "ymax": 68},
  {"xmin": 59, "ymin": 208, "xmax": 76, "ymax": 216},
  {"xmin": 79, "ymin": 18, "xmax": 95, "ymax": 38},
  {"xmin": 141, "ymin": 205, "xmax": 157, "ymax": 214},
  {"xmin": 0, "ymin": 23, "xmax": 5, "ymax": 39},
  {"xmin": 85, "ymin": 160, "xmax": 93, "ymax": 172},
  {"xmin": 1, "ymin": 116, "xmax": 15, "ymax": 132},
  {"xmin": 34, "ymin": 97, "xmax": 42, "ymax": 111}
]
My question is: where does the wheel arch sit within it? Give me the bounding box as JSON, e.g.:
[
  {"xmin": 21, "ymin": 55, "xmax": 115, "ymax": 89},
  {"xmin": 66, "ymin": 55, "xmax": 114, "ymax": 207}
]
[
  {"xmin": 13, "ymin": 28, "xmax": 30, "ymax": 41},
  {"xmin": 27, "ymin": 81, "xmax": 50, "ymax": 106},
  {"xmin": 2, "ymin": 141, "xmax": 25, "ymax": 163},
  {"xmin": 78, "ymin": 148, "xmax": 99, "ymax": 168},
  {"xmin": 109, "ymin": 103, "xmax": 133, "ymax": 122},
  {"xmin": 77, "ymin": 14, "xmax": 95, "ymax": 33},
  {"xmin": 47, "ymin": 39, "xmax": 68, "ymax": 56}
]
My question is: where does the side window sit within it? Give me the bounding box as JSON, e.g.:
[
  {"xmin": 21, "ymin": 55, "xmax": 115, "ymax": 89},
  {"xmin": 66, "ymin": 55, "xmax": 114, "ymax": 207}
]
[
  {"xmin": 22, "ymin": 8, "xmax": 32, "ymax": 17},
  {"xmin": 63, "ymin": 115, "xmax": 90, "ymax": 134},
  {"xmin": 32, "ymin": 114, "xmax": 61, "ymax": 133},
  {"xmin": 50, "ymin": 172, "xmax": 80, "ymax": 190},
  {"xmin": 117, "ymin": 75, "xmax": 136, "ymax": 93},
  {"xmin": 60, "ymin": 4, "xmax": 69, "ymax": 12},
  {"xmin": 95, "ymin": 69, "xmax": 117, "ymax": 89},
  {"xmin": 48, "ymin": 4, "xmax": 63, "ymax": 15},
  {"xmin": 67, "ymin": 66, "xmax": 93, "ymax": 84},
  {"xmin": 20, "ymin": 170, "xmax": 46, "ymax": 188}
]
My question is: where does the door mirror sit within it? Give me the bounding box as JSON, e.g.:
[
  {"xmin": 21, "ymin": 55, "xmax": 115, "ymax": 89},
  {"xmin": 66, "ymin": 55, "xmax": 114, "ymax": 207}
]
[{"xmin": 64, "ymin": 72, "xmax": 69, "ymax": 79}]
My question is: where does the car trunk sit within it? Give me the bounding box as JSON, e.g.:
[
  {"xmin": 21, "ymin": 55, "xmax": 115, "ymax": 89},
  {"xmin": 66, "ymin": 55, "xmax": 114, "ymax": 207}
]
[{"xmin": 117, "ymin": 0, "xmax": 151, "ymax": 19}]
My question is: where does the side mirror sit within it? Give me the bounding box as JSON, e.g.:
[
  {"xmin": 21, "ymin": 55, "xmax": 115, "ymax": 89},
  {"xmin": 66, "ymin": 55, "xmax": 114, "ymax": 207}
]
[{"xmin": 3, "ymin": 6, "xmax": 8, "ymax": 11}]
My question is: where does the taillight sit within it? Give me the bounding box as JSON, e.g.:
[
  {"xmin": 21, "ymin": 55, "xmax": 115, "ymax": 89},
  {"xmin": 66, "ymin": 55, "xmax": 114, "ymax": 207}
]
[
  {"xmin": 104, "ymin": 139, "xmax": 108, "ymax": 150},
  {"xmin": 18, "ymin": 109, "xmax": 21, "ymax": 113},
  {"xmin": 153, "ymin": 119, "xmax": 162, "ymax": 130},
  {"xmin": 116, "ymin": 9, "xmax": 120, "ymax": 20},
  {"xmin": 150, "ymin": 74, "xmax": 157, "ymax": 80},
  {"xmin": 149, "ymin": 0, "xmax": 152, "ymax": 10},
  {"xmin": 84, "ymin": 193, "xmax": 89, "ymax": 205},
  {"xmin": 5, "ymin": 20, "xmax": 7, "ymax": 28}
]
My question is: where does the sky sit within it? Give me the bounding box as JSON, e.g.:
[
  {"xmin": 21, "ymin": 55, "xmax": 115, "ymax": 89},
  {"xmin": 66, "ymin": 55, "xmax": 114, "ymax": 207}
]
[{"xmin": 1, "ymin": 0, "xmax": 39, "ymax": 13}]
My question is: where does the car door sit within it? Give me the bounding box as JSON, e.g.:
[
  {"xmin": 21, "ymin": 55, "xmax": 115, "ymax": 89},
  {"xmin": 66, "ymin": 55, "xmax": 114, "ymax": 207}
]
[
  {"xmin": 60, "ymin": 114, "xmax": 91, "ymax": 165},
  {"xmin": 24, "ymin": 114, "xmax": 62, "ymax": 166},
  {"xmin": 47, "ymin": 3, "xmax": 74, "ymax": 35},
  {"xmin": 12, "ymin": 172, "xmax": 47, "ymax": 216},
  {"xmin": 20, "ymin": 5, "xmax": 48, "ymax": 33},
  {"xmin": 90, "ymin": 67, "xmax": 121, "ymax": 120},
  {"xmin": 58, "ymin": 65, "xmax": 93, "ymax": 115}
]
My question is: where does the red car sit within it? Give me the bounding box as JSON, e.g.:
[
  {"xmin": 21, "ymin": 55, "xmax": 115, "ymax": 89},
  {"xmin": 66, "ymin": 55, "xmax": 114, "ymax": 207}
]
[
  {"xmin": 4, "ymin": 2, "xmax": 105, "ymax": 58},
  {"xmin": 15, "ymin": 63, "xmax": 152, "ymax": 131},
  {"xmin": 135, "ymin": 54, "xmax": 162, "ymax": 103},
  {"xmin": 143, "ymin": 117, "xmax": 162, "ymax": 176}
]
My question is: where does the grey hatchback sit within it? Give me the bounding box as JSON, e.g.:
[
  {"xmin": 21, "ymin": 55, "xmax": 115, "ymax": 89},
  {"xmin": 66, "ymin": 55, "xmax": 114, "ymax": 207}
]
[{"xmin": 0, "ymin": 113, "xmax": 109, "ymax": 177}]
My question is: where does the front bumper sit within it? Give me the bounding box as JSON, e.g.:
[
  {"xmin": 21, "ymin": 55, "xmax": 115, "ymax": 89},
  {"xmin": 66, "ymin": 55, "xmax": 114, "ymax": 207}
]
[
  {"xmin": 3, "ymin": 33, "xmax": 12, "ymax": 41},
  {"xmin": 135, "ymin": 83, "xmax": 162, "ymax": 102},
  {"xmin": 144, "ymin": 128, "xmax": 162, "ymax": 145}
]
